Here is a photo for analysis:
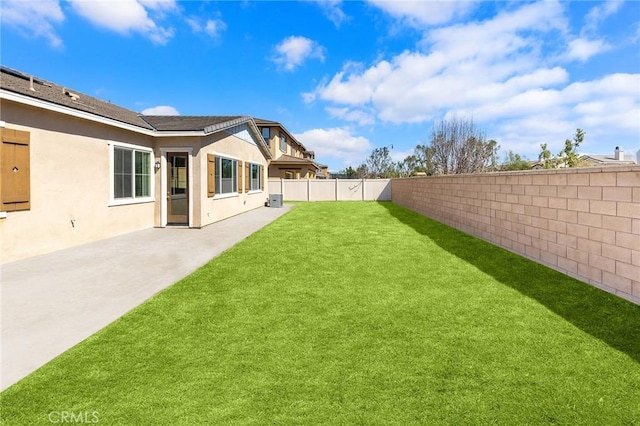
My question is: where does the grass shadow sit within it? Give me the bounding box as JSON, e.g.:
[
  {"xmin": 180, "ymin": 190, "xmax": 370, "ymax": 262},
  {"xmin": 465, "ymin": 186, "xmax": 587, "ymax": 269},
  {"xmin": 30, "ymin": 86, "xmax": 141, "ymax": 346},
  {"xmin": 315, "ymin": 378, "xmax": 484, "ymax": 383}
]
[{"xmin": 379, "ymin": 201, "xmax": 640, "ymax": 363}]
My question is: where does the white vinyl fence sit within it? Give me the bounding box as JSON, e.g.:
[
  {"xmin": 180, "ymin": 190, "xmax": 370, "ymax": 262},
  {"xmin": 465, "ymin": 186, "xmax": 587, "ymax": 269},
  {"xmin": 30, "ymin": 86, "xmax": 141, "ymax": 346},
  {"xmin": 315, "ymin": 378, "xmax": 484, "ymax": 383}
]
[{"xmin": 268, "ymin": 178, "xmax": 391, "ymax": 202}]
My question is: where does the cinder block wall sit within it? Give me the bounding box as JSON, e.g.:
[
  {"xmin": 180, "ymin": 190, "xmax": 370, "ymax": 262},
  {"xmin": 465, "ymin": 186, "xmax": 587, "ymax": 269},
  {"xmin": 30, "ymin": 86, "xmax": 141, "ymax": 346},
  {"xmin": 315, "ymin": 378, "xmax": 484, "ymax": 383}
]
[{"xmin": 392, "ymin": 166, "xmax": 640, "ymax": 304}]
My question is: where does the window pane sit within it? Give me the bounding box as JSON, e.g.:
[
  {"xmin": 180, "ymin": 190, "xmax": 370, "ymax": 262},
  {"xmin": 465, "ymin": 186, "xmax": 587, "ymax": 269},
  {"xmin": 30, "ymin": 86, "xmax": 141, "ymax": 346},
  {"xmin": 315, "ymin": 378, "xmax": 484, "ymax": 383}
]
[
  {"xmin": 135, "ymin": 151, "xmax": 150, "ymax": 197},
  {"xmin": 216, "ymin": 157, "xmax": 237, "ymax": 194},
  {"xmin": 122, "ymin": 174, "xmax": 132, "ymax": 198},
  {"xmin": 250, "ymin": 164, "xmax": 259, "ymax": 190},
  {"xmin": 261, "ymin": 127, "xmax": 270, "ymax": 146},
  {"xmin": 114, "ymin": 147, "xmax": 133, "ymax": 199}
]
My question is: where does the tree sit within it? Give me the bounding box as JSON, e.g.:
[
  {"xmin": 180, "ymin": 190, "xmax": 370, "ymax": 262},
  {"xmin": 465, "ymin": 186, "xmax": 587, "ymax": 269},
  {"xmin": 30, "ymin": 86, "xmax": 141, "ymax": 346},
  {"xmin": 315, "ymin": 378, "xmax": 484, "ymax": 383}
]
[
  {"xmin": 336, "ymin": 166, "xmax": 358, "ymax": 178},
  {"xmin": 501, "ymin": 151, "xmax": 531, "ymax": 171},
  {"xmin": 428, "ymin": 117, "xmax": 498, "ymax": 174},
  {"xmin": 559, "ymin": 128, "xmax": 585, "ymax": 168},
  {"xmin": 360, "ymin": 146, "xmax": 397, "ymax": 178},
  {"xmin": 539, "ymin": 143, "xmax": 554, "ymax": 169},
  {"xmin": 396, "ymin": 158, "xmax": 412, "ymax": 177},
  {"xmin": 538, "ymin": 129, "xmax": 585, "ymax": 169},
  {"xmin": 355, "ymin": 164, "xmax": 368, "ymax": 179}
]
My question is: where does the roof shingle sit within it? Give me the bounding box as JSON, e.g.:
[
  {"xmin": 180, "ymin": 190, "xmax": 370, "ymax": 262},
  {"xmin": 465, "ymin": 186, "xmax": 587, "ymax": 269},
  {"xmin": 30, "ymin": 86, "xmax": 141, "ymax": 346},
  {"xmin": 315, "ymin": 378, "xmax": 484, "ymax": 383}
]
[{"xmin": 1, "ymin": 66, "xmax": 154, "ymax": 130}]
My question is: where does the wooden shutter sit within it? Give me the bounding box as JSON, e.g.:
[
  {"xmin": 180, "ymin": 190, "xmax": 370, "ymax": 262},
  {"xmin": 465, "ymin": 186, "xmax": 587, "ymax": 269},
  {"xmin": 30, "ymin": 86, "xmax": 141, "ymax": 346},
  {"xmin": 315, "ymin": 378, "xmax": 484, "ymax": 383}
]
[
  {"xmin": 245, "ymin": 163, "xmax": 250, "ymax": 193},
  {"xmin": 237, "ymin": 161, "xmax": 243, "ymax": 193},
  {"xmin": 260, "ymin": 165, "xmax": 264, "ymax": 191},
  {"xmin": 1, "ymin": 129, "xmax": 31, "ymax": 212},
  {"xmin": 207, "ymin": 154, "xmax": 215, "ymax": 197}
]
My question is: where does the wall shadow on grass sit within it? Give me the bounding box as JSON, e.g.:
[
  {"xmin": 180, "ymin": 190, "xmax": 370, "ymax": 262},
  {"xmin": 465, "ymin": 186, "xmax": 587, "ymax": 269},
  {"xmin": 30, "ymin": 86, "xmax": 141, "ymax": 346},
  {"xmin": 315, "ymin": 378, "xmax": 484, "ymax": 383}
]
[{"xmin": 379, "ymin": 201, "xmax": 640, "ymax": 364}]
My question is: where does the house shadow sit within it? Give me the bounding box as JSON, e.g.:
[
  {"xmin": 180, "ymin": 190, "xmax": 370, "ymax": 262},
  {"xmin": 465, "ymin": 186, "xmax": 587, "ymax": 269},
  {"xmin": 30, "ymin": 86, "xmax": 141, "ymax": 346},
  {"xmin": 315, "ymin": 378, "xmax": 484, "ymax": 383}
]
[{"xmin": 378, "ymin": 201, "xmax": 640, "ymax": 364}]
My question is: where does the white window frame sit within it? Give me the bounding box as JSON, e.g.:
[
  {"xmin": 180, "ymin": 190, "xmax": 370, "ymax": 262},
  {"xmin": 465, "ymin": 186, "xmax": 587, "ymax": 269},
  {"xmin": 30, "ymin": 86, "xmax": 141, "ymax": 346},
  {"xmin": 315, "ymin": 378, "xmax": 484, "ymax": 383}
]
[
  {"xmin": 261, "ymin": 127, "xmax": 270, "ymax": 147},
  {"xmin": 213, "ymin": 154, "xmax": 238, "ymax": 198},
  {"xmin": 249, "ymin": 163, "xmax": 262, "ymax": 192},
  {"xmin": 109, "ymin": 142, "xmax": 154, "ymax": 206}
]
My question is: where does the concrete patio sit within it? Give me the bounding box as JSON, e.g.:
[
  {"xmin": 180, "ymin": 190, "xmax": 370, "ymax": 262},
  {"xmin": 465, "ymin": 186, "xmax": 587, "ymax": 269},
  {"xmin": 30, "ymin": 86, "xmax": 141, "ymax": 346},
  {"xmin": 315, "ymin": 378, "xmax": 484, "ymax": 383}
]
[{"xmin": 0, "ymin": 205, "xmax": 292, "ymax": 391}]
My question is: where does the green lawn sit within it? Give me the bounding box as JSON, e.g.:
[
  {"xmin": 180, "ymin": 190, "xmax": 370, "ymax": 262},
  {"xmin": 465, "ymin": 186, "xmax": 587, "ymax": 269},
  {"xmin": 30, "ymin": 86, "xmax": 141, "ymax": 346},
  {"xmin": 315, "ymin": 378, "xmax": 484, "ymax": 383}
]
[{"xmin": 2, "ymin": 202, "xmax": 639, "ymax": 425}]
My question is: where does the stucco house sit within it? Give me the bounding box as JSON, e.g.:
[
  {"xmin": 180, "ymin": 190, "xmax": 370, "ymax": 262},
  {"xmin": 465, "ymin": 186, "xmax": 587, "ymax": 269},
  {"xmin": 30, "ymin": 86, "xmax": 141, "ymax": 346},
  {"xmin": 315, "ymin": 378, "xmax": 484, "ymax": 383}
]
[
  {"xmin": 581, "ymin": 147, "xmax": 638, "ymax": 166},
  {"xmin": 0, "ymin": 66, "xmax": 271, "ymax": 263},
  {"xmin": 254, "ymin": 118, "xmax": 327, "ymax": 179}
]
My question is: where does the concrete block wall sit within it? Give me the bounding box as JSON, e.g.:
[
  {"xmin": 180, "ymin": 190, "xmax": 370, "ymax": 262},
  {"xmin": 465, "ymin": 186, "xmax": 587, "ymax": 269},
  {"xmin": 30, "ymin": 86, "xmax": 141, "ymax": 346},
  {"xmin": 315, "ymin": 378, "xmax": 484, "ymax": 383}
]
[{"xmin": 392, "ymin": 166, "xmax": 640, "ymax": 304}]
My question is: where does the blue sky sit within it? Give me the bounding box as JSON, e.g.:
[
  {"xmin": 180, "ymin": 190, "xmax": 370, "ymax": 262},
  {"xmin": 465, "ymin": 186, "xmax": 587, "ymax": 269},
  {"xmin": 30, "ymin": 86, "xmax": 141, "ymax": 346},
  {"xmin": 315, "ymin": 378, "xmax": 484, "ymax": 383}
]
[{"xmin": 2, "ymin": 0, "xmax": 639, "ymax": 171}]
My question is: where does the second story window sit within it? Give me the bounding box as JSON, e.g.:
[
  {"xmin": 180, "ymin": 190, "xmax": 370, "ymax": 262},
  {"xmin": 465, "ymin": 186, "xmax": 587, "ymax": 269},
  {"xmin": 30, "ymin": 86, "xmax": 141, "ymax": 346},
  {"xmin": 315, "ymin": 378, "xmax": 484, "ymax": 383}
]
[
  {"xmin": 280, "ymin": 132, "xmax": 286, "ymax": 153},
  {"xmin": 261, "ymin": 127, "xmax": 270, "ymax": 147}
]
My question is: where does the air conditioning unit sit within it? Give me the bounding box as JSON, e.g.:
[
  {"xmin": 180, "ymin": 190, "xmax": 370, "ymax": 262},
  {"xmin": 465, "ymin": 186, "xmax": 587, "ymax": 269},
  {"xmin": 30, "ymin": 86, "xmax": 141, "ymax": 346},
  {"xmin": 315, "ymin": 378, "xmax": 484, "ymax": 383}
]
[{"xmin": 269, "ymin": 194, "xmax": 283, "ymax": 208}]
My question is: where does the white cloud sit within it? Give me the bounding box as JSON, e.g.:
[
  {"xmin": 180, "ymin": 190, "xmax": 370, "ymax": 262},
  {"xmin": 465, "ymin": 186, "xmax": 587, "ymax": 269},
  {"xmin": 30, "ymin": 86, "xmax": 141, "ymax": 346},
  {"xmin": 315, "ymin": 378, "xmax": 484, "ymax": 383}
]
[
  {"xmin": 490, "ymin": 73, "xmax": 640, "ymax": 159},
  {"xmin": 564, "ymin": 38, "xmax": 611, "ymax": 62},
  {"xmin": 584, "ymin": 0, "xmax": 623, "ymax": 35},
  {"xmin": 1, "ymin": 0, "xmax": 65, "ymax": 47},
  {"xmin": 138, "ymin": 0, "xmax": 178, "ymax": 12},
  {"xmin": 326, "ymin": 107, "xmax": 375, "ymax": 126},
  {"xmin": 368, "ymin": 0, "xmax": 478, "ymax": 26},
  {"xmin": 294, "ymin": 127, "xmax": 372, "ymax": 166},
  {"xmin": 141, "ymin": 105, "xmax": 180, "ymax": 115},
  {"xmin": 187, "ymin": 16, "xmax": 227, "ymax": 39},
  {"xmin": 272, "ymin": 36, "xmax": 325, "ymax": 71},
  {"xmin": 390, "ymin": 148, "xmax": 414, "ymax": 163},
  {"xmin": 313, "ymin": 0, "xmax": 349, "ymax": 27},
  {"xmin": 304, "ymin": 0, "xmax": 639, "ymax": 163},
  {"xmin": 307, "ymin": 1, "xmax": 570, "ymax": 124},
  {"xmin": 68, "ymin": 0, "xmax": 176, "ymax": 45}
]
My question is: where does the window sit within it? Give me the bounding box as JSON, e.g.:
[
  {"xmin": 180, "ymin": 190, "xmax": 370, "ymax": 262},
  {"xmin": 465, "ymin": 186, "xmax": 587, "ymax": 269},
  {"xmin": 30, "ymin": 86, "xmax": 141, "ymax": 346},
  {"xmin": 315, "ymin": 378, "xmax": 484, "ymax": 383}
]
[
  {"xmin": 112, "ymin": 143, "xmax": 152, "ymax": 203},
  {"xmin": 280, "ymin": 132, "xmax": 286, "ymax": 152},
  {"xmin": 261, "ymin": 127, "xmax": 270, "ymax": 147},
  {"xmin": 250, "ymin": 163, "xmax": 263, "ymax": 191},
  {"xmin": 215, "ymin": 156, "xmax": 237, "ymax": 195},
  {"xmin": 1, "ymin": 128, "xmax": 30, "ymax": 212}
]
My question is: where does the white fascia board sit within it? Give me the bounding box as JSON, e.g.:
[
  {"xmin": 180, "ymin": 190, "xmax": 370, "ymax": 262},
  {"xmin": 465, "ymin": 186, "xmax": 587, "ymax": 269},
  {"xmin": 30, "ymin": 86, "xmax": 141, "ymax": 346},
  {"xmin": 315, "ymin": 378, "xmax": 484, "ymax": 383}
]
[
  {"xmin": 247, "ymin": 117, "xmax": 273, "ymax": 159},
  {"xmin": 0, "ymin": 90, "xmax": 205, "ymax": 138},
  {"xmin": 206, "ymin": 115, "xmax": 272, "ymax": 160}
]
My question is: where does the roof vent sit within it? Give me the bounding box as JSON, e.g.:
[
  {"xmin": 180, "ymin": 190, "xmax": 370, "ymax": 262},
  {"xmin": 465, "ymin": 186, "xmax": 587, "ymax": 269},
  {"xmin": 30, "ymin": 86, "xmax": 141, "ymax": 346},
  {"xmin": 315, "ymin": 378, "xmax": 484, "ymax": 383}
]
[
  {"xmin": 62, "ymin": 87, "xmax": 80, "ymax": 101},
  {"xmin": 615, "ymin": 146, "xmax": 624, "ymax": 161},
  {"xmin": 29, "ymin": 76, "xmax": 36, "ymax": 92}
]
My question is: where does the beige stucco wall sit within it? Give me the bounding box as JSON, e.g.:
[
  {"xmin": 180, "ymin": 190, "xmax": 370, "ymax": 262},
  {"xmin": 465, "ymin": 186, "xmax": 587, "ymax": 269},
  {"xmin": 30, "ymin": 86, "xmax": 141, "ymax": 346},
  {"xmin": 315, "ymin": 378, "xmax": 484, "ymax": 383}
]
[
  {"xmin": 1, "ymin": 101, "xmax": 271, "ymax": 263},
  {"xmin": 268, "ymin": 165, "xmax": 315, "ymax": 179},
  {"xmin": 1, "ymin": 100, "xmax": 156, "ymax": 263},
  {"xmin": 199, "ymin": 131, "xmax": 269, "ymax": 226},
  {"xmin": 392, "ymin": 166, "xmax": 640, "ymax": 304}
]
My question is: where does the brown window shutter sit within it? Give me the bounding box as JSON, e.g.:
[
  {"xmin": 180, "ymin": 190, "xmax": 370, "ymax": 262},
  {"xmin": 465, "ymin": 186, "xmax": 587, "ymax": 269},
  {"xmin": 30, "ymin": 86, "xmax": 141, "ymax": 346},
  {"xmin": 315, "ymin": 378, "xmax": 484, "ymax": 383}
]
[
  {"xmin": 1, "ymin": 129, "xmax": 31, "ymax": 212},
  {"xmin": 237, "ymin": 161, "xmax": 243, "ymax": 193},
  {"xmin": 245, "ymin": 163, "xmax": 250, "ymax": 193},
  {"xmin": 207, "ymin": 154, "xmax": 215, "ymax": 197},
  {"xmin": 260, "ymin": 165, "xmax": 264, "ymax": 190}
]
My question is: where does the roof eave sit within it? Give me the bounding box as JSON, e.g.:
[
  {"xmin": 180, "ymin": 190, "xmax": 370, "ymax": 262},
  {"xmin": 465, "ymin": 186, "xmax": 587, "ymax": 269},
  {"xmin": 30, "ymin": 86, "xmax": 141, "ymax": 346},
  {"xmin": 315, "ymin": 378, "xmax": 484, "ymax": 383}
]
[
  {"xmin": 1, "ymin": 90, "xmax": 209, "ymax": 137},
  {"xmin": 254, "ymin": 117, "xmax": 307, "ymax": 152}
]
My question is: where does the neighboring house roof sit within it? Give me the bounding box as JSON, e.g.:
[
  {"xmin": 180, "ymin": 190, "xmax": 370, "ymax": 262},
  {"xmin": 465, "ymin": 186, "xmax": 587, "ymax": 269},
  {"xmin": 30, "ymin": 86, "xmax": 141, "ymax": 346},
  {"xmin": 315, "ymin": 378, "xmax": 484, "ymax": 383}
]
[
  {"xmin": 270, "ymin": 154, "xmax": 321, "ymax": 170},
  {"xmin": 581, "ymin": 153, "xmax": 637, "ymax": 165},
  {"xmin": 253, "ymin": 117, "xmax": 308, "ymax": 152},
  {"xmin": 0, "ymin": 65, "xmax": 271, "ymax": 159}
]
